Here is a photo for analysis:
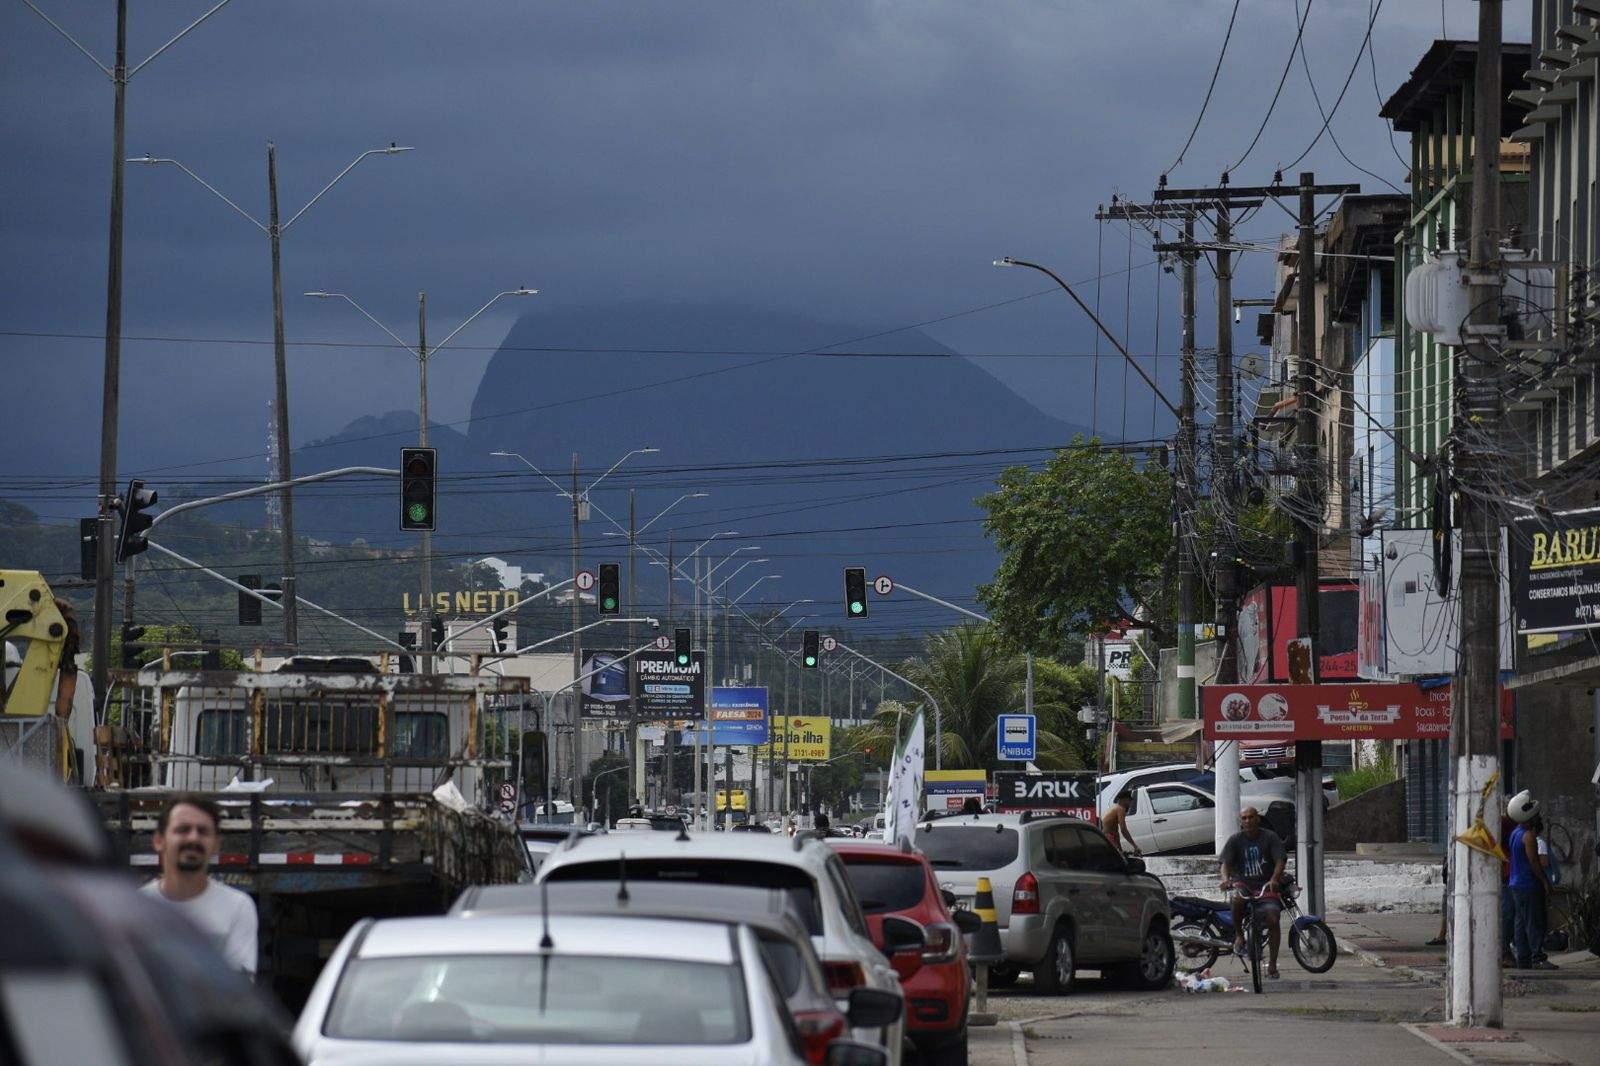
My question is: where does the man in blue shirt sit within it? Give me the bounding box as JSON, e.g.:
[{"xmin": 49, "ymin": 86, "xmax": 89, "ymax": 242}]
[{"xmin": 1507, "ymin": 794, "xmax": 1558, "ymax": 971}]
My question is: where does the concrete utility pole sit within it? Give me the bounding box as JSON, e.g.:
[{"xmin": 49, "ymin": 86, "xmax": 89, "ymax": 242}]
[
  {"xmin": 1213, "ymin": 202, "xmax": 1242, "ymax": 855},
  {"xmin": 571, "ymin": 453, "xmax": 581, "ymax": 801},
  {"xmin": 1292, "ymin": 172, "xmax": 1326, "ymax": 917},
  {"xmin": 628, "ymin": 490, "xmax": 640, "ymax": 804},
  {"xmin": 1177, "ymin": 217, "xmax": 1198, "ymax": 723},
  {"xmin": 1449, "ymin": 0, "xmax": 1505, "ymax": 1026},
  {"xmin": 266, "ymin": 145, "xmax": 298, "ymax": 648},
  {"xmin": 418, "ymin": 294, "xmax": 433, "ymax": 675}
]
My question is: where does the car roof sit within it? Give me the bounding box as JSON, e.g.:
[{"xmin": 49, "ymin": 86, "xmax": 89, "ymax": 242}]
[
  {"xmin": 454, "ymin": 880, "xmax": 812, "ymax": 941},
  {"xmin": 915, "ymin": 812, "xmax": 1098, "ymax": 831},
  {"xmin": 355, "ymin": 914, "xmax": 738, "ymax": 965},
  {"xmin": 826, "ymin": 840, "xmax": 926, "ymax": 865},
  {"xmin": 538, "ymin": 828, "xmax": 832, "ymax": 870}
]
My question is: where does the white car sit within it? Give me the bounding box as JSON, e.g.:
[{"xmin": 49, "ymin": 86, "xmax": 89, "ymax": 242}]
[
  {"xmin": 535, "ymin": 830, "xmax": 920, "ymax": 1064},
  {"xmin": 294, "ymin": 913, "xmax": 833, "ymax": 1064}
]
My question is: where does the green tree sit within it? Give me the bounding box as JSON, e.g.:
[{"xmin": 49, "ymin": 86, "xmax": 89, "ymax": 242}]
[
  {"xmin": 977, "ymin": 438, "xmax": 1173, "ymax": 654},
  {"xmin": 580, "ymin": 753, "xmax": 631, "ymax": 826}
]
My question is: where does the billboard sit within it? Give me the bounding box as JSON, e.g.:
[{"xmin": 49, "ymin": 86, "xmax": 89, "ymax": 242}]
[
  {"xmin": 1356, "ymin": 529, "xmax": 1512, "ymax": 679},
  {"xmin": 1235, "ymin": 581, "xmax": 1361, "ymax": 683},
  {"xmin": 993, "ymin": 771, "xmax": 1097, "ymax": 821},
  {"xmin": 761, "ymin": 716, "xmax": 832, "ymax": 762},
  {"xmin": 680, "ymin": 687, "xmax": 769, "ymax": 746},
  {"xmin": 1202, "ymin": 683, "xmax": 1514, "ymax": 742},
  {"xmin": 1509, "ymin": 506, "xmax": 1600, "ymax": 634},
  {"xmin": 630, "ymin": 650, "xmax": 706, "ymax": 720},
  {"xmin": 578, "ymin": 649, "xmax": 632, "ymax": 719},
  {"xmin": 924, "ymin": 769, "xmax": 987, "ymax": 814}
]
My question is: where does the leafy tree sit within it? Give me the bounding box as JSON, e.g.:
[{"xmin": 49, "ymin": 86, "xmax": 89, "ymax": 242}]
[
  {"xmin": 580, "ymin": 753, "xmax": 631, "ymax": 825},
  {"xmin": 977, "ymin": 438, "xmax": 1173, "ymax": 654}
]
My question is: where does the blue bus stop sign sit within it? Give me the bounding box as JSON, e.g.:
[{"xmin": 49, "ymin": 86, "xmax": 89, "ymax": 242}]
[{"xmin": 997, "ymin": 713, "xmax": 1036, "ymax": 761}]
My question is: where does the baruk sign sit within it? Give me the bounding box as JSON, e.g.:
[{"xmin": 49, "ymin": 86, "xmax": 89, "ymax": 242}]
[{"xmin": 994, "ymin": 771, "xmax": 1097, "ymax": 820}]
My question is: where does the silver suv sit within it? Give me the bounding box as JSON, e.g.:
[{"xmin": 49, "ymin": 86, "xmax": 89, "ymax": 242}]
[{"xmin": 914, "ymin": 812, "xmax": 1173, "ymax": 994}]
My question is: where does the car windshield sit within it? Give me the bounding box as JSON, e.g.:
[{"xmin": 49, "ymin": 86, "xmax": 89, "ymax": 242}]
[
  {"xmin": 324, "ymin": 954, "xmax": 750, "ymax": 1045},
  {"xmin": 914, "ymin": 826, "xmax": 1020, "ymax": 871},
  {"xmin": 840, "ymin": 860, "xmax": 926, "ymax": 913},
  {"xmin": 543, "ymin": 859, "xmax": 824, "ymax": 936}
]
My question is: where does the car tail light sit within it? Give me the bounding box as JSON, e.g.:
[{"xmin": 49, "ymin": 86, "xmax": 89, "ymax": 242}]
[
  {"xmin": 822, "ymin": 960, "xmax": 867, "ymax": 997},
  {"xmin": 1012, "ymin": 872, "xmax": 1040, "ymax": 915},
  {"xmin": 793, "ymin": 1008, "xmax": 846, "ymax": 1064},
  {"xmin": 922, "ymin": 921, "xmax": 958, "ymax": 964}
]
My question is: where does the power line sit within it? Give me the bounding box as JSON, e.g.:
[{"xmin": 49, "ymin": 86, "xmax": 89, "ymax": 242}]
[{"xmin": 1162, "ymin": 0, "xmax": 1244, "ymax": 177}]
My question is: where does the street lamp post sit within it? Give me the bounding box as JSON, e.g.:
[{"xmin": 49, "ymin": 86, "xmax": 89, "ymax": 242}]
[
  {"xmin": 131, "ymin": 144, "xmax": 412, "ymax": 649},
  {"xmin": 308, "ymin": 286, "xmax": 537, "ymax": 673}
]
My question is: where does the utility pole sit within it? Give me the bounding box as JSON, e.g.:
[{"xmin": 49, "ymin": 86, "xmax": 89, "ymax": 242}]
[
  {"xmin": 266, "ymin": 144, "xmax": 298, "ymax": 649},
  {"xmin": 665, "ymin": 532, "xmax": 676, "ymax": 803},
  {"xmin": 627, "ymin": 489, "xmax": 640, "ymax": 804},
  {"xmin": 91, "ymin": 0, "xmax": 129, "ymax": 712},
  {"xmin": 418, "ymin": 294, "xmax": 433, "ymax": 675},
  {"xmin": 571, "ymin": 454, "xmax": 581, "ymax": 801},
  {"xmin": 1177, "ymin": 217, "xmax": 1198, "ymax": 723},
  {"xmin": 1450, "ymin": 0, "xmax": 1505, "ymax": 1026},
  {"xmin": 1214, "ymin": 202, "xmax": 1242, "ymax": 855},
  {"xmin": 1293, "ymin": 171, "xmax": 1326, "ymax": 917}
]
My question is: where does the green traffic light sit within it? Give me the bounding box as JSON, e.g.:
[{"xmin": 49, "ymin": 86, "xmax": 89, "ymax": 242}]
[
  {"xmin": 603, "ymin": 597, "xmax": 617, "ymax": 610},
  {"xmin": 407, "ymin": 502, "xmax": 429, "ymax": 524},
  {"xmin": 850, "ymin": 601, "xmax": 864, "ymax": 615},
  {"xmin": 805, "ymin": 655, "xmax": 816, "ymax": 666},
  {"xmin": 677, "ymin": 654, "xmax": 689, "ymax": 666}
]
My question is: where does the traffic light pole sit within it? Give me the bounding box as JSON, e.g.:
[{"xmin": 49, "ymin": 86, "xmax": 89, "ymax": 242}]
[
  {"xmin": 418, "ymin": 295, "xmax": 434, "ymax": 676},
  {"xmin": 827, "ymin": 639, "xmax": 944, "ymax": 771}
]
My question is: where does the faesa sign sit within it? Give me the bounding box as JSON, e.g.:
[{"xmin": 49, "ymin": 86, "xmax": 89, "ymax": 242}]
[
  {"xmin": 404, "ymin": 590, "xmax": 521, "ymax": 617},
  {"xmin": 993, "ymin": 771, "xmax": 1097, "ymax": 820}
]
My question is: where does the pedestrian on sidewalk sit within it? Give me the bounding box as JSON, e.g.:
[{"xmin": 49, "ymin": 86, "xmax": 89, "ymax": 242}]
[
  {"xmin": 1220, "ymin": 807, "xmax": 1287, "ymax": 979},
  {"xmin": 1507, "ymin": 790, "xmax": 1558, "ymax": 971},
  {"xmin": 140, "ymin": 795, "xmax": 258, "ymax": 976},
  {"xmin": 1101, "ymin": 788, "xmax": 1142, "ymax": 857}
]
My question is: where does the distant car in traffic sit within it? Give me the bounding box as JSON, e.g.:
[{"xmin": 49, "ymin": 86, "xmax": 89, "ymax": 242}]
[
  {"xmin": 829, "ymin": 840, "xmax": 980, "ymax": 1066},
  {"xmin": 534, "ymin": 829, "xmax": 923, "ymax": 1064},
  {"xmin": 294, "ymin": 912, "xmax": 876, "ymax": 1065},
  {"xmin": 914, "ymin": 812, "xmax": 1174, "ymax": 994}
]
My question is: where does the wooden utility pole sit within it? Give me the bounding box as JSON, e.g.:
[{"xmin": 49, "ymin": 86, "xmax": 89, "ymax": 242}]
[
  {"xmin": 266, "ymin": 144, "xmax": 299, "ymax": 649},
  {"xmin": 1450, "ymin": 0, "xmax": 1505, "ymax": 1026}
]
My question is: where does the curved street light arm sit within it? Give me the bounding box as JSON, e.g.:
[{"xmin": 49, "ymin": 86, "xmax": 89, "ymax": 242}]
[
  {"xmin": 829, "ymin": 638, "xmax": 944, "ymax": 770},
  {"xmin": 17, "ymin": 0, "xmax": 112, "ymax": 76},
  {"xmin": 305, "ymin": 292, "xmax": 419, "ymax": 357},
  {"xmin": 491, "ymin": 450, "xmax": 572, "ymax": 498},
  {"xmin": 128, "ymin": 0, "xmax": 237, "ymax": 77},
  {"xmin": 128, "ymin": 156, "xmax": 266, "ymax": 232},
  {"xmin": 440, "ymin": 577, "xmax": 575, "ymax": 649},
  {"xmin": 635, "ymin": 492, "xmax": 709, "ymax": 536},
  {"xmin": 283, "ymin": 146, "xmax": 413, "ymax": 232},
  {"xmin": 432, "ymin": 289, "xmax": 538, "ymax": 355}
]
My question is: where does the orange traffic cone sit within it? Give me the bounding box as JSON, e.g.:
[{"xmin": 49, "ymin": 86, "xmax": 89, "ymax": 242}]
[{"xmin": 968, "ymin": 875, "xmax": 1005, "ymax": 1026}]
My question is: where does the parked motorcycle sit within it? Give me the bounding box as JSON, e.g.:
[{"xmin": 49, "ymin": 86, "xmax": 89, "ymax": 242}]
[{"xmin": 1170, "ymin": 873, "xmax": 1337, "ymax": 978}]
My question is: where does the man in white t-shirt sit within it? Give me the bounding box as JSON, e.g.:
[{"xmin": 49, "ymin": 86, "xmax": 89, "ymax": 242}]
[{"xmin": 140, "ymin": 795, "xmax": 258, "ymax": 975}]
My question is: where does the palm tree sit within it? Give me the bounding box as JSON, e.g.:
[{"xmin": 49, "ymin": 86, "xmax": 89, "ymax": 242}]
[{"xmin": 847, "ymin": 626, "xmax": 1082, "ymax": 770}]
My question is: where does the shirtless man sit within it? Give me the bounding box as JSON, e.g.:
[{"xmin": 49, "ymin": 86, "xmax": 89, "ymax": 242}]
[{"xmin": 1101, "ymin": 788, "xmax": 1141, "ymax": 856}]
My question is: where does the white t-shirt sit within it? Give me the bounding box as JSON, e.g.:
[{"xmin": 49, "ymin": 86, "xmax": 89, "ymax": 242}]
[{"xmin": 141, "ymin": 879, "xmax": 259, "ymax": 975}]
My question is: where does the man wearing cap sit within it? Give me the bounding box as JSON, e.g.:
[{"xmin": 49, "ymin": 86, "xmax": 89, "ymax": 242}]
[{"xmin": 1507, "ymin": 790, "xmax": 1558, "ymax": 971}]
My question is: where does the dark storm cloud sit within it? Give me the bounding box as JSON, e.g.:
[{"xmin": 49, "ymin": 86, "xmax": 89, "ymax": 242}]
[{"xmin": 1, "ymin": 1, "xmax": 1509, "ymax": 491}]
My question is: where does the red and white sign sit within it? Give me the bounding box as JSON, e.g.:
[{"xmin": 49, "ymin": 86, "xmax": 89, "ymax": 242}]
[
  {"xmin": 1203, "ymin": 683, "xmax": 1514, "ymax": 742},
  {"xmin": 654, "ymin": 635, "xmax": 672, "ymax": 651},
  {"xmin": 821, "ymin": 635, "xmax": 837, "ymax": 652},
  {"xmin": 874, "ymin": 575, "xmax": 894, "ymax": 596},
  {"xmin": 575, "ymin": 570, "xmax": 596, "ymax": 591}
]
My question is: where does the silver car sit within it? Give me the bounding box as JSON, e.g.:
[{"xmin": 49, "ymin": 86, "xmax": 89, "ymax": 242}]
[
  {"xmin": 915, "ymin": 812, "xmax": 1173, "ymax": 994},
  {"xmin": 294, "ymin": 912, "xmax": 826, "ymax": 1064}
]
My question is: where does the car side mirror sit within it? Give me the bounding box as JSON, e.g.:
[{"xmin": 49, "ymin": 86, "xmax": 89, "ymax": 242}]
[
  {"xmin": 846, "ymin": 987, "xmax": 902, "ymax": 1028},
  {"xmin": 1126, "ymin": 856, "xmax": 1146, "ymax": 874},
  {"xmin": 952, "ymin": 909, "xmax": 982, "ymax": 935},
  {"xmin": 877, "ymin": 915, "xmax": 926, "ymax": 980},
  {"xmin": 826, "ymin": 1040, "xmax": 890, "ymax": 1066}
]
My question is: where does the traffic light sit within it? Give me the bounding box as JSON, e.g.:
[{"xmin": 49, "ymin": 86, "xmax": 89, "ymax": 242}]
[
  {"xmin": 597, "ymin": 563, "xmax": 620, "ymax": 615},
  {"xmin": 79, "ymin": 518, "xmax": 99, "ymax": 580},
  {"xmin": 400, "ymin": 447, "xmax": 437, "ymax": 531},
  {"xmin": 520, "ymin": 730, "xmax": 548, "ymax": 801},
  {"xmin": 802, "ymin": 630, "xmax": 820, "ymax": 669},
  {"xmin": 396, "ymin": 630, "xmax": 416, "ymax": 674},
  {"xmin": 491, "ymin": 617, "xmax": 510, "ymax": 654},
  {"xmin": 844, "ymin": 567, "xmax": 868, "ymax": 618},
  {"xmin": 239, "ymin": 575, "xmax": 262, "ymax": 626},
  {"xmin": 114, "ymin": 479, "xmax": 158, "ymax": 562},
  {"xmin": 430, "ymin": 615, "xmax": 445, "ymax": 650},
  {"xmin": 674, "ymin": 627, "xmax": 692, "ymax": 667},
  {"xmin": 119, "ymin": 623, "xmax": 146, "ymax": 669},
  {"xmin": 201, "ymin": 633, "xmax": 222, "ymax": 671}
]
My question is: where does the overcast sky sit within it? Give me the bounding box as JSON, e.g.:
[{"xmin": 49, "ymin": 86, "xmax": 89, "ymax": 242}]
[{"xmin": 2, "ymin": 0, "xmax": 1528, "ymax": 496}]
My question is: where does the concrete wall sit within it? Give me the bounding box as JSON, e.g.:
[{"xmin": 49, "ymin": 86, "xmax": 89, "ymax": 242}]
[{"xmin": 1324, "ymin": 776, "xmax": 1407, "ymax": 852}]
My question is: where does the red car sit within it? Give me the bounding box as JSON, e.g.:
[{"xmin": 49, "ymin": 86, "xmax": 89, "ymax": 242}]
[{"xmin": 831, "ymin": 840, "xmax": 979, "ymax": 1066}]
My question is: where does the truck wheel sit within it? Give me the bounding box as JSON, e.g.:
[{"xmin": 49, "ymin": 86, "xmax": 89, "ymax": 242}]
[{"xmin": 1031, "ymin": 926, "xmax": 1076, "ymax": 995}]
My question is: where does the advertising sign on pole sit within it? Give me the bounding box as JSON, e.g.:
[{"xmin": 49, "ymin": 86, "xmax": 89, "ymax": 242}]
[
  {"xmin": 578, "ymin": 648, "xmax": 632, "ymax": 719},
  {"xmin": 1202, "ymin": 683, "xmax": 1514, "ymax": 742},
  {"xmin": 630, "ymin": 650, "xmax": 706, "ymax": 720},
  {"xmin": 1509, "ymin": 506, "xmax": 1600, "ymax": 634},
  {"xmin": 761, "ymin": 716, "xmax": 832, "ymax": 762},
  {"xmin": 993, "ymin": 771, "xmax": 1097, "ymax": 821},
  {"xmin": 924, "ymin": 769, "xmax": 987, "ymax": 814},
  {"xmin": 1356, "ymin": 529, "xmax": 1513, "ymax": 679},
  {"xmin": 996, "ymin": 713, "xmax": 1036, "ymax": 761},
  {"xmin": 680, "ymin": 687, "xmax": 769, "ymax": 746}
]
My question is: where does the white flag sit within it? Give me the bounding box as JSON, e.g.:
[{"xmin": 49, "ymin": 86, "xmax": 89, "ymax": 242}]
[{"xmin": 883, "ymin": 711, "xmax": 925, "ymax": 846}]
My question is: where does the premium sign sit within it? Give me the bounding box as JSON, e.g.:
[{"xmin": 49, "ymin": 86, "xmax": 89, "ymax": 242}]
[
  {"xmin": 993, "ymin": 771, "xmax": 1097, "ymax": 820},
  {"xmin": 629, "ymin": 650, "xmax": 706, "ymax": 720},
  {"xmin": 761, "ymin": 716, "xmax": 832, "ymax": 762},
  {"xmin": 1202, "ymin": 683, "xmax": 1514, "ymax": 742},
  {"xmin": 1510, "ymin": 506, "xmax": 1600, "ymax": 634},
  {"xmin": 679, "ymin": 687, "xmax": 769, "ymax": 746}
]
